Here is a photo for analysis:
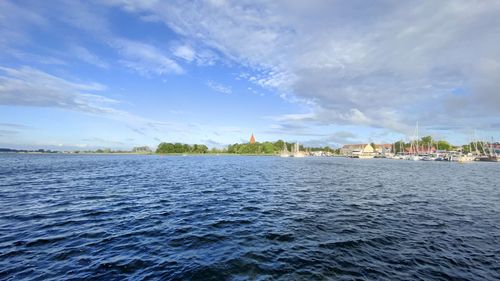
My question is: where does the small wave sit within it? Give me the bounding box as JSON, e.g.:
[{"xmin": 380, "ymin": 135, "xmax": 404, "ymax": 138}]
[
  {"xmin": 210, "ymin": 219, "xmax": 252, "ymax": 228},
  {"xmin": 94, "ymin": 258, "xmax": 154, "ymax": 274},
  {"xmin": 264, "ymin": 232, "xmax": 295, "ymax": 242},
  {"xmin": 169, "ymin": 233, "xmax": 227, "ymax": 248},
  {"xmin": 26, "ymin": 236, "xmax": 67, "ymax": 247},
  {"xmin": 51, "ymin": 248, "xmax": 84, "ymax": 261},
  {"xmin": 319, "ymin": 236, "xmax": 398, "ymax": 249}
]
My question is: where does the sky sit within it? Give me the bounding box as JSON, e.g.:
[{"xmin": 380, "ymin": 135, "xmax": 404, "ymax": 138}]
[{"xmin": 1, "ymin": 0, "xmax": 499, "ymax": 150}]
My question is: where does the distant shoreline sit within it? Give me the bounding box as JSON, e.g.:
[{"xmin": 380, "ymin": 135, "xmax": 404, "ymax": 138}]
[{"xmin": 1, "ymin": 152, "xmax": 278, "ymax": 156}]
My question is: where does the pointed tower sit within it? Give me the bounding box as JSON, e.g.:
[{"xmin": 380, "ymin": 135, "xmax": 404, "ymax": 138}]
[{"xmin": 249, "ymin": 133, "xmax": 256, "ymax": 144}]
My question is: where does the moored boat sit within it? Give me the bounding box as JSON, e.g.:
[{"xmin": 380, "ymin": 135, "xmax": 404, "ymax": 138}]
[
  {"xmin": 476, "ymin": 155, "xmax": 499, "ymax": 162},
  {"xmin": 421, "ymin": 155, "xmax": 436, "ymax": 161},
  {"xmin": 449, "ymin": 153, "xmax": 476, "ymax": 163},
  {"xmin": 280, "ymin": 143, "xmax": 290, "ymax": 157},
  {"xmin": 291, "ymin": 142, "xmax": 306, "ymax": 157}
]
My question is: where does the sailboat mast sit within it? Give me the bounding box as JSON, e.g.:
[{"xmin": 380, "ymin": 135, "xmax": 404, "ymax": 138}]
[
  {"xmin": 492, "ymin": 137, "xmax": 495, "ymax": 156},
  {"xmin": 416, "ymin": 121, "xmax": 419, "ymax": 155}
]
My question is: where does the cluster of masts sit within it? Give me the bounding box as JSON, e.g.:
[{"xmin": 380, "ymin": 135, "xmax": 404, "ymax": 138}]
[
  {"xmin": 280, "ymin": 142, "xmax": 307, "ymax": 158},
  {"xmin": 394, "ymin": 122, "xmax": 498, "ymax": 162},
  {"xmin": 397, "ymin": 140, "xmax": 498, "ymax": 162}
]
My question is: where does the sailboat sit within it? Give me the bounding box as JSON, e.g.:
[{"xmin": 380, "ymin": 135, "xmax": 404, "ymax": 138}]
[
  {"xmin": 408, "ymin": 121, "xmax": 421, "ymax": 161},
  {"xmin": 291, "ymin": 142, "xmax": 306, "ymax": 157},
  {"xmin": 421, "ymin": 141, "xmax": 437, "ymax": 161},
  {"xmin": 476, "ymin": 138, "xmax": 498, "ymax": 162},
  {"xmin": 449, "ymin": 153, "xmax": 476, "ymax": 163},
  {"xmin": 280, "ymin": 143, "xmax": 291, "ymax": 157}
]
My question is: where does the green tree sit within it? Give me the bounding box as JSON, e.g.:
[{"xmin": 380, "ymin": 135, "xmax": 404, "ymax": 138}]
[
  {"xmin": 156, "ymin": 142, "xmax": 208, "ymax": 153},
  {"xmin": 420, "ymin": 136, "xmax": 433, "ymax": 146},
  {"xmin": 263, "ymin": 142, "xmax": 275, "ymax": 154},
  {"xmin": 324, "ymin": 146, "xmax": 333, "ymax": 153},
  {"xmin": 198, "ymin": 145, "xmax": 208, "ymax": 153},
  {"xmin": 436, "ymin": 140, "xmax": 451, "ymax": 151},
  {"xmin": 173, "ymin": 143, "xmax": 183, "ymax": 153},
  {"xmin": 393, "ymin": 141, "xmax": 406, "ymax": 153},
  {"xmin": 156, "ymin": 142, "xmax": 173, "ymax": 153},
  {"xmin": 462, "ymin": 144, "xmax": 471, "ymax": 153},
  {"xmin": 274, "ymin": 140, "xmax": 285, "ymax": 152}
]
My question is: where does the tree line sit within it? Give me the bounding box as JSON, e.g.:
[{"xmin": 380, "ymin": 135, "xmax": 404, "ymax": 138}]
[
  {"xmin": 156, "ymin": 140, "xmax": 335, "ymax": 155},
  {"xmin": 156, "ymin": 143, "xmax": 209, "ymax": 154},
  {"xmin": 392, "ymin": 136, "xmax": 454, "ymax": 153},
  {"xmin": 227, "ymin": 140, "xmax": 333, "ymax": 154},
  {"xmin": 156, "ymin": 136, "xmax": 490, "ymax": 155}
]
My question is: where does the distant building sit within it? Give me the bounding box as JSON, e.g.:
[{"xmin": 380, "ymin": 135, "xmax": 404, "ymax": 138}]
[
  {"xmin": 249, "ymin": 133, "xmax": 256, "ymax": 144},
  {"xmin": 340, "ymin": 144, "xmax": 374, "ymax": 158},
  {"xmin": 373, "ymin": 144, "xmax": 393, "ymax": 155}
]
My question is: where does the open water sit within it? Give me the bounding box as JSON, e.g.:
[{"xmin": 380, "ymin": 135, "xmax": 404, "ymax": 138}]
[{"xmin": 0, "ymin": 154, "xmax": 499, "ymax": 280}]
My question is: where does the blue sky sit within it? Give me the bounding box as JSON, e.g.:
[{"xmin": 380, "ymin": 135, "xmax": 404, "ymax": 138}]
[{"xmin": 1, "ymin": 0, "xmax": 499, "ymax": 150}]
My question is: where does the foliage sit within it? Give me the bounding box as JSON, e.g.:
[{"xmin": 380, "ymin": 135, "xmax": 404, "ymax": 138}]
[
  {"xmin": 461, "ymin": 142, "xmax": 486, "ymax": 154},
  {"xmin": 436, "ymin": 140, "xmax": 451, "ymax": 151},
  {"xmin": 393, "ymin": 137, "xmax": 453, "ymax": 153},
  {"xmin": 420, "ymin": 136, "xmax": 433, "ymax": 146},
  {"xmin": 155, "ymin": 139, "xmax": 389, "ymax": 155},
  {"xmin": 307, "ymin": 146, "xmax": 335, "ymax": 153},
  {"xmin": 393, "ymin": 141, "xmax": 406, "ymax": 153},
  {"xmin": 156, "ymin": 142, "xmax": 208, "ymax": 154},
  {"xmin": 225, "ymin": 140, "xmax": 335, "ymax": 155}
]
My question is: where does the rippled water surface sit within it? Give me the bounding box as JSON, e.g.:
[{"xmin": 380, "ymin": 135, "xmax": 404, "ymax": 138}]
[{"xmin": 1, "ymin": 154, "xmax": 499, "ymax": 280}]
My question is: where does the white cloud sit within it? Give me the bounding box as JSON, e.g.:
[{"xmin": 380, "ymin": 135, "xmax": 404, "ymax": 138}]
[
  {"xmin": 0, "ymin": 1, "xmax": 47, "ymax": 48},
  {"xmin": 107, "ymin": 0, "xmax": 500, "ymax": 134},
  {"xmin": 206, "ymin": 80, "xmax": 232, "ymax": 95},
  {"xmin": 0, "ymin": 66, "xmax": 112, "ymax": 113},
  {"xmin": 302, "ymin": 131, "xmax": 358, "ymax": 148},
  {"xmin": 1, "ymin": 1, "xmax": 185, "ymax": 77},
  {"xmin": 111, "ymin": 38, "xmax": 184, "ymax": 76},
  {"xmin": 71, "ymin": 45, "xmax": 109, "ymax": 69},
  {"xmin": 170, "ymin": 42, "xmax": 218, "ymax": 65},
  {"xmin": 6, "ymin": 49, "xmax": 67, "ymax": 65},
  {"xmin": 269, "ymin": 113, "xmax": 316, "ymax": 122},
  {"xmin": 0, "ymin": 123, "xmax": 31, "ymax": 129},
  {"xmin": 0, "ymin": 66, "xmax": 199, "ymax": 144},
  {"xmin": 172, "ymin": 44, "xmax": 195, "ymax": 62}
]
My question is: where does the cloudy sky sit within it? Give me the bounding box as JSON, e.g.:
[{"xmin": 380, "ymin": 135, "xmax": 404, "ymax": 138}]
[{"xmin": 1, "ymin": 0, "xmax": 499, "ymax": 150}]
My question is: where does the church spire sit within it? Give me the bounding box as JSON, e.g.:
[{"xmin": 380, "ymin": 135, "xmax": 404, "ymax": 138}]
[{"xmin": 249, "ymin": 133, "xmax": 255, "ymax": 144}]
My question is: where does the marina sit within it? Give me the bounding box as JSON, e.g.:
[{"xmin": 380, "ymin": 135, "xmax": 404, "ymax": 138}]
[
  {"xmin": 346, "ymin": 139, "xmax": 500, "ymax": 163},
  {"xmin": 286, "ymin": 138, "xmax": 499, "ymax": 163}
]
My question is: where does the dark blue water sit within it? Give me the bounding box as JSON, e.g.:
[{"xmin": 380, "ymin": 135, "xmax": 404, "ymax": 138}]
[{"xmin": 0, "ymin": 154, "xmax": 499, "ymax": 280}]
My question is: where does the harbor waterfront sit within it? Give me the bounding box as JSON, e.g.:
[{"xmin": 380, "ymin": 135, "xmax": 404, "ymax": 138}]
[
  {"xmin": 2, "ymin": 1, "xmax": 500, "ymax": 280},
  {"xmin": 4, "ymin": 135, "xmax": 498, "ymax": 162},
  {"xmin": 1, "ymin": 154, "xmax": 499, "ymax": 280}
]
